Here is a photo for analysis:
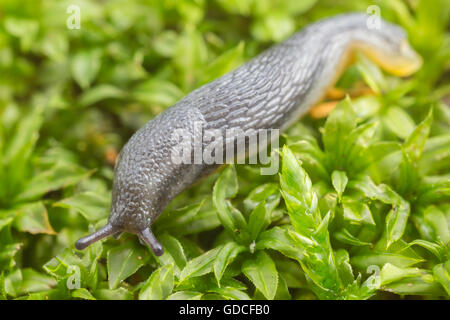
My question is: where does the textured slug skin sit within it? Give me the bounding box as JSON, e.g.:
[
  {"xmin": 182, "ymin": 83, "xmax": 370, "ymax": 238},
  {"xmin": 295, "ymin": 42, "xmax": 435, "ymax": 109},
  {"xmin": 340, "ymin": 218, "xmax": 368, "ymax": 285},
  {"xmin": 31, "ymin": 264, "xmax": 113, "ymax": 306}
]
[{"xmin": 75, "ymin": 13, "xmax": 422, "ymax": 255}]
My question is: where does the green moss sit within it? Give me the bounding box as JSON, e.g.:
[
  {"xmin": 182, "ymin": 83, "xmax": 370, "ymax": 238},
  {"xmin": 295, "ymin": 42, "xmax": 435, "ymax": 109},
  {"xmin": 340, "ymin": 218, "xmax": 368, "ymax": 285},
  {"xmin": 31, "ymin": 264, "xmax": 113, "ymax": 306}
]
[{"xmin": 0, "ymin": 0, "xmax": 449, "ymax": 300}]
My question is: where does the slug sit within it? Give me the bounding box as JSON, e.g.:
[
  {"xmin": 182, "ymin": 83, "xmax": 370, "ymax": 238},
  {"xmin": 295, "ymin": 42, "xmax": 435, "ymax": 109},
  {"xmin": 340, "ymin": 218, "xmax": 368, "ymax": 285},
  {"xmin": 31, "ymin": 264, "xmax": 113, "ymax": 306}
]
[{"xmin": 75, "ymin": 13, "xmax": 422, "ymax": 256}]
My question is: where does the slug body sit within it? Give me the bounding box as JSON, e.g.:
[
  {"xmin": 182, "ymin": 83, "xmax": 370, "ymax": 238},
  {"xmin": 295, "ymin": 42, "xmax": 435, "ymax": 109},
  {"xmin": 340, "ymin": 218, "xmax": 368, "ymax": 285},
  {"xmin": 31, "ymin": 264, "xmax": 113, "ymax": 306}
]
[{"xmin": 76, "ymin": 13, "xmax": 422, "ymax": 255}]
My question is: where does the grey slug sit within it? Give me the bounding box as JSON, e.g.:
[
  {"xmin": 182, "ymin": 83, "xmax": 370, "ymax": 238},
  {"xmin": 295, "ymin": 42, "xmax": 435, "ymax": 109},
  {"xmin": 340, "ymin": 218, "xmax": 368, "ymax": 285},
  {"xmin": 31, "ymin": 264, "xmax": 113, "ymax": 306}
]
[{"xmin": 75, "ymin": 13, "xmax": 422, "ymax": 256}]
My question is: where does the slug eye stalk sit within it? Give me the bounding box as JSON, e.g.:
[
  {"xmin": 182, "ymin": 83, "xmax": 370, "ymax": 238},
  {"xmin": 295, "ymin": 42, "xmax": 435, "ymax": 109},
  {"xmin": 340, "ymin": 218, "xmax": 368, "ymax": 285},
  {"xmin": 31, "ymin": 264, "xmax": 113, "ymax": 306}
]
[
  {"xmin": 138, "ymin": 228, "xmax": 164, "ymax": 256},
  {"xmin": 75, "ymin": 223, "xmax": 117, "ymax": 250},
  {"xmin": 75, "ymin": 224, "xmax": 164, "ymax": 256}
]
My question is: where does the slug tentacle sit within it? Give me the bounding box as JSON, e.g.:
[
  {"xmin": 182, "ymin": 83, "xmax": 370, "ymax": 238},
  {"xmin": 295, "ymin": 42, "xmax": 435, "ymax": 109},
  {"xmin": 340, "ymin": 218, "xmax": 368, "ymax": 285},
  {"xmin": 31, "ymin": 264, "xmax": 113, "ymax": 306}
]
[
  {"xmin": 75, "ymin": 223, "xmax": 117, "ymax": 250},
  {"xmin": 138, "ymin": 228, "xmax": 164, "ymax": 256}
]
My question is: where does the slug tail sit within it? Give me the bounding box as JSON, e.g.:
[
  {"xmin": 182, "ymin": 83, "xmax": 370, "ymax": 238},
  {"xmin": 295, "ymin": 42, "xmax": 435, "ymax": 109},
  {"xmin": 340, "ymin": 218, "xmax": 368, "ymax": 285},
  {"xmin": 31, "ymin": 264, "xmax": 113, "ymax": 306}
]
[
  {"xmin": 139, "ymin": 228, "xmax": 164, "ymax": 256},
  {"xmin": 75, "ymin": 223, "xmax": 117, "ymax": 250}
]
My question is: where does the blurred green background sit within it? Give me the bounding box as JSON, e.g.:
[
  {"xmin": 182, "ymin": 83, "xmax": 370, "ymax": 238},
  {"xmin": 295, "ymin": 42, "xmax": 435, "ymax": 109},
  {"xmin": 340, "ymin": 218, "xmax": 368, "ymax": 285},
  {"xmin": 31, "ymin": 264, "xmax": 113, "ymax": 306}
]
[{"xmin": 0, "ymin": 0, "xmax": 449, "ymax": 300}]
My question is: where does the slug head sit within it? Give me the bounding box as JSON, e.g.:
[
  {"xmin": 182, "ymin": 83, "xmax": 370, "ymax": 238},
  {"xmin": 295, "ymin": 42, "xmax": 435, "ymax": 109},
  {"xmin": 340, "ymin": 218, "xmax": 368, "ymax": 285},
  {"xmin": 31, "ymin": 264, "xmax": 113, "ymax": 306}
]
[
  {"xmin": 75, "ymin": 164, "xmax": 165, "ymax": 255},
  {"xmin": 75, "ymin": 151, "xmax": 167, "ymax": 256},
  {"xmin": 75, "ymin": 105, "xmax": 201, "ymax": 256}
]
